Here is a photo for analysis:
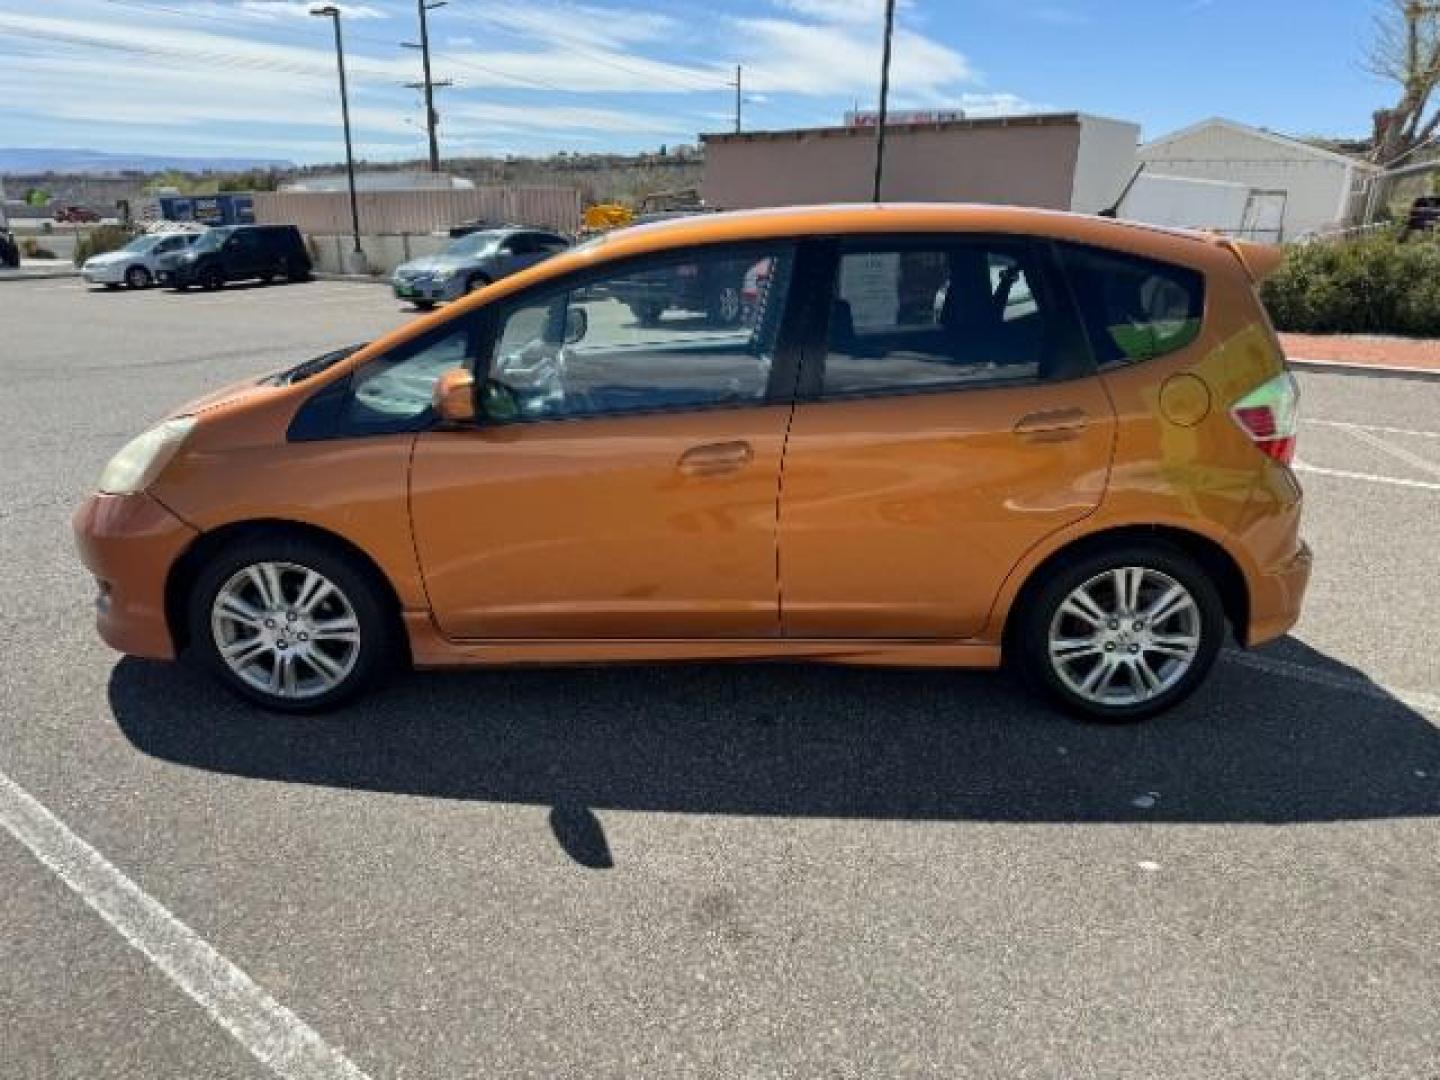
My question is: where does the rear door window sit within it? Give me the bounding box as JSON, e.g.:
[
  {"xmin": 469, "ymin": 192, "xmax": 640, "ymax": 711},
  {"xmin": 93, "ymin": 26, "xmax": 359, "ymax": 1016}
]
[
  {"xmin": 817, "ymin": 239, "xmax": 1077, "ymax": 397},
  {"xmin": 1059, "ymin": 244, "xmax": 1204, "ymax": 367}
]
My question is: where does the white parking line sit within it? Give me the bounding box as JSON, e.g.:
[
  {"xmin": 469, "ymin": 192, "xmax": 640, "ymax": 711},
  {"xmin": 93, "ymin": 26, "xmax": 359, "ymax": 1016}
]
[
  {"xmin": 1223, "ymin": 650, "xmax": 1440, "ymax": 716},
  {"xmin": 1292, "ymin": 461, "xmax": 1440, "ymax": 492},
  {"xmin": 1306, "ymin": 419, "xmax": 1440, "ymax": 440},
  {"xmin": 1335, "ymin": 423, "xmax": 1440, "ymax": 480},
  {"xmin": 0, "ymin": 771, "xmax": 372, "ymax": 1080}
]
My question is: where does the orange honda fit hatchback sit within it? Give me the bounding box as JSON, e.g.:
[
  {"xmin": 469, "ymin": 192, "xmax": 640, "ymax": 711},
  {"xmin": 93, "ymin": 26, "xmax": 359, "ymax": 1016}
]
[{"xmin": 74, "ymin": 204, "xmax": 1310, "ymax": 721}]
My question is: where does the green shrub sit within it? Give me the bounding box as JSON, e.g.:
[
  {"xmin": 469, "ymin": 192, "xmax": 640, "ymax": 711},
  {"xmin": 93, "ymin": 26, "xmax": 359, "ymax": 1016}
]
[
  {"xmin": 1261, "ymin": 232, "xmax": 1440, "ymax": 336},
  {"xmin": 72, "ymin": 224, "xmax": 133, "ymax": 267}
]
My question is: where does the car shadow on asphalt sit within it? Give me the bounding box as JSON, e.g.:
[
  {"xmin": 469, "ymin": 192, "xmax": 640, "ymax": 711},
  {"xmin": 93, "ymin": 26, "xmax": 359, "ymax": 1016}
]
[{"xmin": 108, "ymin": 635, "xmax": 1440, "ymax": 860}]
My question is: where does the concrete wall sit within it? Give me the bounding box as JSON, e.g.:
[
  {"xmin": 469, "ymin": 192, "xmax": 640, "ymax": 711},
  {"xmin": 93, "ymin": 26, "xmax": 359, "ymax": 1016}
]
[
  {"xmin": 255, "ymin": 185, "xmax": 582, "ymax": 236},
  {"xmin": 1139, "ymin": 122, "xmax": 1373, "ymax": 240},
  {"xmin": 306, "ymin": 232, "xmax": 451, "ymax": 276},
  {"xmin": 702, "ymin": 116, "xmax": 1087, "ymax": 211},
  {"xmin": 1071, "ymin": 116, "xmax": 1141, "ymax": 213}
]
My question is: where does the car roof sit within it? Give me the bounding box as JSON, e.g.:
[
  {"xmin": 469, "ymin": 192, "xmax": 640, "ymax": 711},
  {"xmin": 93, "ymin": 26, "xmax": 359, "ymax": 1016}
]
[{"xmin": 576, "ymin": 203, "xmax": 1222, "ymax": 263}]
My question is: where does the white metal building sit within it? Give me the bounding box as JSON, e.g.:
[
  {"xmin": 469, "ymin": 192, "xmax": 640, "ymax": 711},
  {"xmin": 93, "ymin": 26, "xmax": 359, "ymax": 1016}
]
[{"xmin": 1138, "ymin": 118, "xmax": 1380, "ymax": 241}]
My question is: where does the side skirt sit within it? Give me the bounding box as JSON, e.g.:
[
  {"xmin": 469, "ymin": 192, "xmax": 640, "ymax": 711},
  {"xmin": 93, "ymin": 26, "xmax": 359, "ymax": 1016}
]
[{"xmin": 402, "ymin": 613, "xmax": 1002, "ymax": 670}]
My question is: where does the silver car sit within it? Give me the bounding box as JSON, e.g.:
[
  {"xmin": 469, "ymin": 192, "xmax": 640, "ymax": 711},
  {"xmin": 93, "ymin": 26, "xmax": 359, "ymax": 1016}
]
[
  {"xmin": 391, "ymin": 227, "xmax": 570, "ymax": 309},
  {"xmin": 81, "ymin": 232, "xmax": 199, "ymax": 289}
]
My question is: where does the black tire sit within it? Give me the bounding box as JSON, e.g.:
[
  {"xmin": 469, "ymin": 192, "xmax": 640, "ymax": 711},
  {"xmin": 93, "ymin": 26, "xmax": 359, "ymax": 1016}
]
[
  {"xmin": 186, "ymin": 533, "xmax": 397, "ymax": 713},
  {"xmin": 200, "ymin": 266, "xmax": 224, "ymax": 291},
  {"xmin": 285, "ymin": 258, "xmax": 311, "ymax": 283},
  {"xmin": 466, "ymin": 273, "xmax": 491, "ymax": 294},
  {"xmin": 412, "ymin": 300, "xmax": 436, "ymax": 311},
  {"xmin": 125, "ymin": 264, "xmax": 152, "ymax": 289},
  {"xmin": 102, "ymin": 283, "xmax": 122, "ymax": 290},
  {"xmin": 1015, "ymin": 543, "xmax": 1225, "ymax": 723}
]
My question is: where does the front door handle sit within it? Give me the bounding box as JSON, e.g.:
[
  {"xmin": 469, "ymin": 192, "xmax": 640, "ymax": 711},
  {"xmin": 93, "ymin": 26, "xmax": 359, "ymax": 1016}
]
[
  {"xmin": 678, "ymin": 440, "xmax": 754, "ymax": 476},
  {"xmin": 1014, "ymin": 408, "xmax": 1090, "ymax": 442}
]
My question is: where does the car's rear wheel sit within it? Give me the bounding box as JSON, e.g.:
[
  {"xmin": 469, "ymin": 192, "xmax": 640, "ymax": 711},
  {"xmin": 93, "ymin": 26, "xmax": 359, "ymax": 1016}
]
[
  {"xmin": 466, "ymin": 273, "xmax": 491, "ymax": 294},
  {"xmin": 200, "ymin": 266, "xmax": 224, "ymax": 291},
  {"xmin": 1016, "ymin": 544, "xmax": 1224, "ymax": 722},
  {"xmin": 412, "ymin": 300, "xmax": 436, "ymax": 311},
  {"xmin": 285, "ymin": 257, "xmax": 310, "ymax": 283},
  {"xmin": 187, "ymin": 535, "xmax": 395, "ymax": 713},
  {"xmin": 125, "ymin": 265, "xmax": 151, "ymax": 289}
]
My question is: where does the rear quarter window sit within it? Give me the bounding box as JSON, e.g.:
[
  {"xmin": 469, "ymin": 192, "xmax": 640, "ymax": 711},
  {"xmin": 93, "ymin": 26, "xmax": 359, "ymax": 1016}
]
[{"xmin": 1060, "ymin": 244, "xmax": 1205, "ymax": 367}]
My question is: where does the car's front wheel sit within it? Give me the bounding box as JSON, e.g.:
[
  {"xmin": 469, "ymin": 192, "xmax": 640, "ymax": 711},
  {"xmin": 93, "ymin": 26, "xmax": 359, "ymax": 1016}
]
[
  {"xmin": 125, "ymin": 265, "xmax": 152, "ymax": 289},
  {"xmin": 188, "ymin": 535, "xmax": 396, "ymax": 712},
  {"xmin": 1016, "ymin": 544, "xmax": 1225, "ymax": 722}
]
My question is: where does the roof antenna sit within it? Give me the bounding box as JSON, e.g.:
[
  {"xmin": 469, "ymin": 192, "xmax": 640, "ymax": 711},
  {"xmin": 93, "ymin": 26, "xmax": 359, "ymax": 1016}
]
[{"xmin": 1098, "ymin": 161, "xmax": 1146, "ymax": 219}]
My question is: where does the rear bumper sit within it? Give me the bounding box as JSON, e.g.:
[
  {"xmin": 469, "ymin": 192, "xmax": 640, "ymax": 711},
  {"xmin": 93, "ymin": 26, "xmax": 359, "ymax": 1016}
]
[
  {"xmin": 1246, "ymin": 540, "xmax": 1313, "ymax": 646},
  {"xmin": 72, "ymin": 493, "xmax": 198, "ymax": 659}
]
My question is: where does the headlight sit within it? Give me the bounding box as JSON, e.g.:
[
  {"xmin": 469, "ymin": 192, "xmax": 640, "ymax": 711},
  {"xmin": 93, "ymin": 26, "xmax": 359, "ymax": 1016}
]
[{"xmin": 98, "ymin": 417, "xmax": 196, "ymax": 495}]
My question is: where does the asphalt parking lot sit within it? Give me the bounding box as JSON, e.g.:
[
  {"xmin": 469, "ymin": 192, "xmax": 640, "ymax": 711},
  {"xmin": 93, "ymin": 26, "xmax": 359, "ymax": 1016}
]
[{"xmin": 2, "ymin": 276, "xmax": 1439, "ymax": 1079}]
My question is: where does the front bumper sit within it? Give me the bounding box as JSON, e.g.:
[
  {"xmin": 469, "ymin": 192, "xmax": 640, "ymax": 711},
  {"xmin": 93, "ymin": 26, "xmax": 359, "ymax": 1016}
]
[
  {"xmin": 393, "ymin": 275, "xmax": 462, "ymax": 303},
  {"xmin": 72, "ymin": 492, "xmax": 199, "ymax": 659},
  {"xmin": 82, "ymin": 263, "xmax": 127, "ymax": 284}
]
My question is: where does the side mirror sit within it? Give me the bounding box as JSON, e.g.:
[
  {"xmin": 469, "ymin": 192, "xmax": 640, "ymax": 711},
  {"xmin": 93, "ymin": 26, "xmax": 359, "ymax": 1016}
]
[
  {"xmin": 479, "ymin": 379, "xmax": 521, "ymax": 423},
  {"xmin": 564, "ymin": 306, "xmax": 588, "ymax": 344},
  {"xmin": 432, "ymin": 368, "xmax": 476, "ymax": 424}
]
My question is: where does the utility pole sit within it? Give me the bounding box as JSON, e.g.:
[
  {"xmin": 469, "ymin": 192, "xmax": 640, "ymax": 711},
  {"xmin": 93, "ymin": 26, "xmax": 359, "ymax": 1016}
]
[
  {"xmin": 403, "ymin": 0, "xmax": 451, "ymax": 172},
  {"xmin": 871, "ymin": 0, "xmax": 897, "ymax": 202},
  {"xmin": 311, "ymin": 4, "xmax": 362, "ymax": 263},
  {"xmin": 732, "ymin": 64, "xmax": 743, "ymax": 134}
]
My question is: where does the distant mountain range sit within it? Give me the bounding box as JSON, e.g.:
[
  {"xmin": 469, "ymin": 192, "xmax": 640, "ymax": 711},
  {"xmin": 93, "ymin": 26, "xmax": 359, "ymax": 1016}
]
[{"xmin": 0, "ymin": 148, "xmax": 293, "ymax": 175}]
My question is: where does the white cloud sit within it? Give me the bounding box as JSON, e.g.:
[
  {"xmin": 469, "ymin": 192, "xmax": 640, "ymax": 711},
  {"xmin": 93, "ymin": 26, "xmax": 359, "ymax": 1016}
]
[
  {"xmin": 772, "ymin": 0, "xmax": 904, "ymax": 24},
  {"xmin": 238, "ymin": 1, "xmax": 389, "ymax": 19},
  {"xmin": 733, "ymin": 17, "xmax": 973, "ymax": 97}
]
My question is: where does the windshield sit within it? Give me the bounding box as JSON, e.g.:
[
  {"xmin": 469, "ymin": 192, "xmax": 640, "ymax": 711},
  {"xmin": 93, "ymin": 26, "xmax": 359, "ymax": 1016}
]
[
  {"xmin": 265, "ymin": 343, "xmax": 368, "ymax": 386},
  {"xmin": 443, "ymin": 231, "xmax": 502, "ymax": 257},
  {"xmin": 192, "ymin": 227, "xmax": 233, "ymax": 253}
]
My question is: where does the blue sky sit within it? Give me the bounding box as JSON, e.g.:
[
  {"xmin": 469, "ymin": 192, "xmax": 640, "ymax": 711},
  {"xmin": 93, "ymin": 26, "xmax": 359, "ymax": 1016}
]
[{"xmin": 0, "ymin": 0, "xmax": 1390, "ymax": 164}]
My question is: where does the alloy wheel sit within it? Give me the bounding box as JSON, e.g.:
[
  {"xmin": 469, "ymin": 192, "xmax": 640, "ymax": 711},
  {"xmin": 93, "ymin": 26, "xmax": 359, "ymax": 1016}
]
[
  {"xmin": 1046, "ymin": 566, "xmax": 1202, "ymax": 707},
  {"xmin": 210, "ymin": 561, "xmax": 361, "ymax": 701}
]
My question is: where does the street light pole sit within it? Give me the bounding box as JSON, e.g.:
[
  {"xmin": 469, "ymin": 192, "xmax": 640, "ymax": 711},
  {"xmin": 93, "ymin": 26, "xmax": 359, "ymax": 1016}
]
[
  {"xmin": 733, "ymin": 64, "xmax": 743, "ymax": 134},
  {"xmin": 312, "ymin": 4, "xmax": 362, "ymax": 259},
  {"xmin": 871, "ymin": 0, "xmax": 896, "ymax": 203}
]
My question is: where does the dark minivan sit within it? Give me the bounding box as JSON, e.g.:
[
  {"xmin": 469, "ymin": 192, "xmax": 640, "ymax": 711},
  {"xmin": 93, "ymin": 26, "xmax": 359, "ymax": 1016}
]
[{"xmin": 164, "ymin": 224, "xmax": 312, "ymax": 290}]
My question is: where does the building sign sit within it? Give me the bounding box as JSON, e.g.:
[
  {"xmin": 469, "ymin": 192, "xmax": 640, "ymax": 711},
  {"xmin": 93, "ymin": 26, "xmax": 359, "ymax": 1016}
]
[
  {"xmin": 844, "ymin": 108, "xmax": 967, "ymax": 128},
  {"xmin": 157, "ymin": 194, "xmax": 256, "ymax": 226}
]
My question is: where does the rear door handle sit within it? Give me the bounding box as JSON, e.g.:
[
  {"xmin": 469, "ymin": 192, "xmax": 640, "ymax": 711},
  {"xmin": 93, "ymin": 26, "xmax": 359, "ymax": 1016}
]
[
  {"xmin": 1014, "ymin": 408, "xmax": 1090, "ymax": 441},
  {"xmin": 678, "ymin": 440, "xmax": 754, "ymax": 476}
]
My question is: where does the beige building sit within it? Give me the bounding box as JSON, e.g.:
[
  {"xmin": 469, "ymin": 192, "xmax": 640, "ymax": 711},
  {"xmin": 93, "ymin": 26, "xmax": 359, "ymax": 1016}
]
[
  {"xmin": 701, "ymin": 113, "xmax": 1139, "ymax": 214},
  {"xmin": 1137, "ymin": 118, "xmax": 1381, "ymax": 241}
]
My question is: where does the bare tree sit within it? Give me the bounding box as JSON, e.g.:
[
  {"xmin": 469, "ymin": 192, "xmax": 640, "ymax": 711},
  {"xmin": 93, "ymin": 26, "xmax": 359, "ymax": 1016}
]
[{"xmin": 1368, "ymin": 1, "xmax": 1440, "ymax": 164}]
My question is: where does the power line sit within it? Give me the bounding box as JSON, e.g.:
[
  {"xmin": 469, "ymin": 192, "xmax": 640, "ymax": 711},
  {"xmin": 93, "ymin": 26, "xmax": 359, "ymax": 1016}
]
[{"xmin": 402, "ymin": 0, "xmax": 451, "ymax": 170}]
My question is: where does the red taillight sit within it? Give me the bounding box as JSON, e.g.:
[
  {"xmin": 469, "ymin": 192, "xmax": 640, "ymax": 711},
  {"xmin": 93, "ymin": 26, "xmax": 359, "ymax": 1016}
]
[{"xmin": 1231, "ymin": 373, "xmax": 1300, "ymax": 466}]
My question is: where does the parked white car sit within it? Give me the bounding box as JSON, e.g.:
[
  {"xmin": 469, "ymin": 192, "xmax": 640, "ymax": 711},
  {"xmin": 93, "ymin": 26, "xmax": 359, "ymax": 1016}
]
[{"xmin": 82, "ymin": 232, "xmax": 198, "ymax": 289}]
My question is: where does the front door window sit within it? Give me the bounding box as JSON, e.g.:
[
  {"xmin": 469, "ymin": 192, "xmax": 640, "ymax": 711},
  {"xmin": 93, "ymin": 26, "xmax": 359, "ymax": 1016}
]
[{"xmin": 487, "ymin": 246, "xmax": 794, "ymax": 421}]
